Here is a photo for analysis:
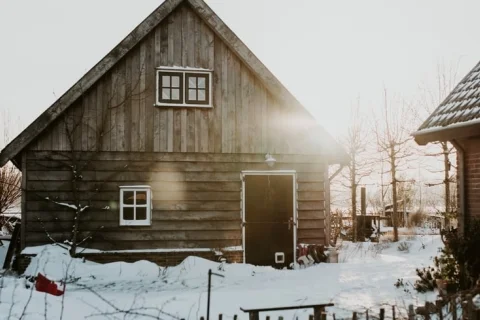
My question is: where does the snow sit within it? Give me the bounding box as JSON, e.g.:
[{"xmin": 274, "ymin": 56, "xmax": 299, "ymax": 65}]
[
  {"xmin": 0, "ymin": 240, "xmax": 10, "ymax": 267},
  {"xmin": 0, "ymin": 234, "xmax": 445, "ymax": 319}
]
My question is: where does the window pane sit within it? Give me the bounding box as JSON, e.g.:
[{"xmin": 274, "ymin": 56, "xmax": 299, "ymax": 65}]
[
  {"xmin": 189, "ymin": 89, "xmax": 197, "ymax": 100},
  {"xmin": 198, "ymin": 77, "xmax": 206, "ymax": 89},
  {"xmin": 123, "ymin": 207, "xmax": 134, "ymax": 220},
  {"xmin": 188, "ymin": 77, "xmax": 197, "ymax": 89},
  {"xmin": 162, "ymin": 75, "xmax": 170, "ymax": 87},
  {"xmin": 136, "ymin": 207, "xmax": 147, "ymax": 220},
  {"xmin": 198, "ymin": 89, "xmax": 206, "ymax": 101},
  {"xmin": 162, "ymin": 88, "xmax": 170, "ymax": 100},
  {"xmin": 172, "ymin": 76, "xmax": 180, "ymax": 88},
  {"xmin": 172, "ymin": 88, "xmax": 180, "ymax": 100},
  {"xmin": 136, "ymin": 191, "xmax": 147, "ymax": 205},
  {"xmin": 123, "ymin": 191, "xmax": 134, "ymax": 205}
]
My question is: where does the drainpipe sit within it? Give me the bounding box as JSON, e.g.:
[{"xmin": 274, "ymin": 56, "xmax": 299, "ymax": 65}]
[{"xmin": 450, "ymin": 140, "xmax": 466, "ymax": 235}]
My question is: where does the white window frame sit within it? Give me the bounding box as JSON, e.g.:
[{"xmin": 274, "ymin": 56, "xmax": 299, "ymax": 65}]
[
  {"xmin": 155, "ymin": 67, "xmax": 213, "ymax": 108},
  {"xmin": 119, "ymin": 186, "xmax": 152, "ymax": 226}
]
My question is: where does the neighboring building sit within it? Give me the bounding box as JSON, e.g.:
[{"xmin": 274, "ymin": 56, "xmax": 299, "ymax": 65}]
[
  {"xmin": 413, "ymin": 60, "xmax": 480, "ymax": 234},
  {"xmin": 0, "ymin": 0, "xmax": 346, "ymax": 267}
]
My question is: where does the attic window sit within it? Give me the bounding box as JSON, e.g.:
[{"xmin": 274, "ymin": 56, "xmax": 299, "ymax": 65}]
[
  {"xmin": 119, "ymin": 186, "xmax": 152, "ymax": 226},
  {"xmin": 156, "ymin": 68, "xmax": 212, "ymax": 107}
]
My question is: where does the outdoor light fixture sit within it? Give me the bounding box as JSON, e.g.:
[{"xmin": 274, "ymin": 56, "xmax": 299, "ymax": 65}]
[{"xmin": 264, "ymin": 153, "xmax": 276, "ymax": 167}]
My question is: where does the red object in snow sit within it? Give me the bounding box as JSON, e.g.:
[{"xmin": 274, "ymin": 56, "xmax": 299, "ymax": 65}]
[{"xmin": 35, "ymin": 273, "xmax": 65, "ymax": 296}]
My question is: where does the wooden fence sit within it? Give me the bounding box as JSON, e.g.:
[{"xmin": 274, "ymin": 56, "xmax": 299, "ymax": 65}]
[{"xmin": 190, "ymin": 302, "xmax": 480, "ymax": 320}]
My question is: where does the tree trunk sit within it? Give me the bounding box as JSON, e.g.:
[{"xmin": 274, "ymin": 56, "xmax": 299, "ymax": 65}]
[
  {"xmin": 351, "ymin": 158, "xmax": 357, "ymax": 242},
  {"xmin": 390, "ymin": 146, "xmax": 399, "ymax": 242}
]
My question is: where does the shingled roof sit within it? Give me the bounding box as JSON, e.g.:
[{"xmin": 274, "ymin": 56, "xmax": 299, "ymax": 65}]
[{"xmin": 413, "ymin": 61, "xmax": 480, "ymax": 145}]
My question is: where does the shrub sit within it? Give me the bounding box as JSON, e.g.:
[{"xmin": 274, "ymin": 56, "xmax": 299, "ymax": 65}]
[
  {"xmin": 409, "ymin": 211, "xmax": 426, "ymax": 227},
  {"xmin": 412, "ymin": 218, "xmax": 480, "ymax": 292}
]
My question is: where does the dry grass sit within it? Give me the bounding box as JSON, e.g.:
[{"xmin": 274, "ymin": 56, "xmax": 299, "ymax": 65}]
[{"xmin": 380, "ymin": 228, "xmax": 417, "ymax": 242}]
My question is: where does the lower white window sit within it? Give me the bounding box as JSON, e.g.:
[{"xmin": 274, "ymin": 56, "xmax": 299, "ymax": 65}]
[{"xmin": 119, "ymin": 186, "xmax": 152, "ymax": 226}]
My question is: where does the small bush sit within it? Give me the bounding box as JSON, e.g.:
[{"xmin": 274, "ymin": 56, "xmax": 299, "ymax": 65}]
[
  {"xmin": 409, "ymin": 211, "xmax": 426, "ymax": 227},
  {"xmin": 397, "ymin": 241, "xmax": 411, "ymax": 252}
]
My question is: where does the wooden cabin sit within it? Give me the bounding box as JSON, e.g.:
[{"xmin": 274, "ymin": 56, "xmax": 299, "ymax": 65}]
[
  {"xmin": 414, "ymin": 60, "xmax": 480, "ymax": 235},
  {"xmin": 0, "ymin": 0, "xmax": 347, "ymax": 267}
]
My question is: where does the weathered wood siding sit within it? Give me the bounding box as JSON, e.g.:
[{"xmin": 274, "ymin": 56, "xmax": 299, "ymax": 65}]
[
  {"xmin": 24, "ymin": 151, "xmax": 326, "ymax": 250},
  {"xmin": 29, "ymin": 3, "xmax": 319, "ymax": 156}
]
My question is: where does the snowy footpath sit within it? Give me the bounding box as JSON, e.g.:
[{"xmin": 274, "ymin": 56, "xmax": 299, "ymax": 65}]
[{"xmin": 0, "ymin": 235, "xmax": 441, "ymax": 320}]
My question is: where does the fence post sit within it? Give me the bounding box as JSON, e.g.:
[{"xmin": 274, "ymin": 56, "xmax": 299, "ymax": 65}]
[
  {"xmin": 352, "ymin": 312, "xmax": 357, "ymax": 320},
  {"xmin": 366, "ymin": 309, "xmax": 369, "ymax": 320},
  {"xmin": 321, "ymin": 313, "xmax": 327, "ymax": 320},
  {"xmin": 466, "ymin": 294, "xmax": 473, "ymax": 320},
  {"xmin": 451, "ymin": 296, "xmax": 457, "ymax": 320},
  {"xmin": 408, "ymin": 305, "xmax": 414, "ymax": 320},
  {"xmin": 218, "ymin": 314, "xmax": 223, "ymax": 320},
  {"xmin": 309, "ymin": 316, "xmax": 313, "ymax": 320},
  {"xmin": 380, "ymin": 308, "xmax": 385, "ymax": 320},
  {"xmin": 266, "ymin": 316, "xmax": 270, "ymax": 320},
  {"xmin": 436, "ymin": 299, "xmax": 444, "ymax": 320},
  {"xmin": 233, "ymin": 315, "xmax": 237, "ymax": 320},
  {"xmin": 392, "ymin": 306, "xmax": 396, "ymax": 320}
]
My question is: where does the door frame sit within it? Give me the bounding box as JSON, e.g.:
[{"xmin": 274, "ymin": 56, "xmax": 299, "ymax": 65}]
[{"xmin": 241, "ymin": 170, "xmax": 297, "ymax": 265}]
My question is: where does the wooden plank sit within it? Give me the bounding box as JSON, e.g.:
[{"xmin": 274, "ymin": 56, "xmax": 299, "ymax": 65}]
[
  {"xmin": 109, "ymin": 68, "xmax": 118, "ymax": 151},
  {"xmin": 298, "ymin": 182, "xmax": 325, "ymax": 192},
  {"xmin": 124, "ymin": 54, "xmax": 133, "ymax": 151},
  {"xmin": 116, "ymin": 62, "xmax": 126, "ymax": 151},
  {"xmin": 95, "ymin": 79, "xmax": 104, "ymax": 151},
  {"xmin": 174, "ymin": 109, "xmax": 182, "ymax": 152},
  {"xmin": 27, "ymin": 160, "xmax": 325, "ymax": 173},
  {"xmin": 297, "ymin": 229, "xmax": 325, "ymax": 240},
  {"xmin": 26, "ymin": 230, "xmax": 242, "ymax": 242},
  {"xmin": 28, "ymin": 191, "xmax": 240, "ymax": 202},
  {"xmin": 297, "ymin": 172, "xmax": 324, "ymax": 182},
  {"xmin": 71, "ymin": 239, "xmax": 241, "ymax": 251},
  {"xmin": 26, "ymin": 210, "xmax": 241, "ymax": 222},
  {"xmin": 139, "ymin": 41, "xmax": 147, "ymax": 152},
  {"xmin": 221, "ymin": 44, "xmax": 231, "ymax": 152},
  {"xmin": 297, "ymin": 210, "xmax": 325, "ymax": 219},
  {"xmin": 102, "ymin": 73, "xmax": 111, "ymax": 151},
  {"xmin": 145, "ymin": 33, "xmax": 155, "ymax": 152},
  {"xmin": 26, "ymin": 220, "xmax": 241, "ymax": 232},
  {"xmin": 241, "ymin": 66, "xmax": 252, "ymax": 153},
  {"xmin": 26, "ymin": 199, "xmax": 240, "ymax": 212},
  {"xmin": 87, "ymin": 87, "xmax": 97, "ymax": 151},
  {"xmin": 298, "ymin": 201, "xmax": 325, "ymax": 211},
  {"xmin": 27, "ymin": 151, "xmax": 327, "ymax": 163},
  {"xmin": 297, "ymin": 191, "xmax": 325, "ymax": 201},
  {"xmin": 210, "ymin": 36, "xmax": 222, "ymax": 153},
  {"xmin": 297, "ymin": 219, "xmax": 325, "ymax": 229},
  {"xmin": 27, "ymin": 181, "xmax": 242, "ymax": 192},
  {"xmin": 130, "ymin": 47, "xmax": 140, "ymax": 152},
  {"xmin": 21, "ymin": 153, "xmax": 27, "ymax": 250}
]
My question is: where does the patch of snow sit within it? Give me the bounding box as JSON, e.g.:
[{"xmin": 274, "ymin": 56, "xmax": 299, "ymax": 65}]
[
  {"xmin": 222, "ymin": 246, "xmax": 243, "ymax": 251},
  {"xmin": 473, "ymin": 294, "xmax": 480, "ymax": 309},
  {"xmin": 0, "ymin": 240, "xmax": 10, "ymax": 268},
  {"xmin": 0, "ymin": 235, "xmax": 444, "ymax": 320}
]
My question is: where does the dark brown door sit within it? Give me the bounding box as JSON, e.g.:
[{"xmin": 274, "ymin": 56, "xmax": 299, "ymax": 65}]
[{"xmin": 244, "ymin": 175, "xmax": 294, "ymax": 267}]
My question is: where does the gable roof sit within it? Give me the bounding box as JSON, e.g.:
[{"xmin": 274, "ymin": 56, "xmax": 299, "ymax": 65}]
[
  {"xmin": 0, "ymin": 0, "xmax": 347, "ymax": 167},
  {"xmin": 413, "ymin": 61, "xmax": 480, "ymax": 145}
]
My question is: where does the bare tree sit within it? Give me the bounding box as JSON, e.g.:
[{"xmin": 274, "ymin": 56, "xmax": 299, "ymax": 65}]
[
  {"xmin": 417, "ymin": 62, "xmax": 459, "ymax": 228},
  {"xmin": 338, "ymin": 100, "xmax": 374, "ymax": 241},
  {"xmin": 34, "ymin": 61, "xmax": 149, "ymax": 257},
  {"xmin": 374, "ymin": 89, "xmax": 416, "ymax": 242}
]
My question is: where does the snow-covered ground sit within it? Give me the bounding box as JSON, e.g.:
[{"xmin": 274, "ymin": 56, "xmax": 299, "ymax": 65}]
[{"xmin": 0, "ymin": 234, "xmax": 442, "ymax": 320}]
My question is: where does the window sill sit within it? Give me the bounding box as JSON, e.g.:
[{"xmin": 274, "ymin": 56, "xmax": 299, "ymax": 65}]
[
  {"xmin": 119, "ymin": 221, "xmax": 151, "ymax": 227},
  {"xmin": 154, "ymin": 103, "xmax": 213, "ymax": 109}
]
